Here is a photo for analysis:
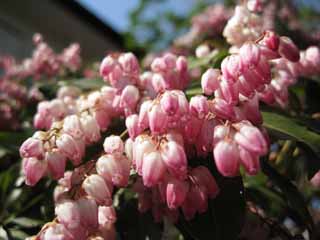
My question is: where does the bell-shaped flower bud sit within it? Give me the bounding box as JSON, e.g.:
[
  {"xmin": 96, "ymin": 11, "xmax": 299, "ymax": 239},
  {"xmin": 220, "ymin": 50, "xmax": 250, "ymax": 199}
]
[
  {"xmin": 98, "ymin": 206, "xmax": 117, "ymax": 225},
  {"xmin": 142, "ymin": 151, "xmax": 166, "ymax": 187},
  {"xmin": 213, "ymin": 140, "xmax": 240, "ymax": 177},
  {"xmin": 160, "ymin": 91, "xmax": 179, "ymax": 116},
  {"xmin": 190, "ymin": 166, "xmax": 219, "ymax": 198},
  {"xmin": 239, "ymin": 146, "xmax": 260, "ymax": 175},
  {"xmin": 80, "ymin": 115, "xmax": 101, "ymax": 144},
  {"xmin": 103, "ymin": 135, "xmax": 124, "ymax": 154},
  {"xmin": 46, "ymin": 149, "xmax": 66, "ymax": 180},
  {"xmin": 55, "ymin": 200, "xmax": 80, "ymax": 229},
  {"xmin": 138, "ymin": 100, "xmax": 152, "ymax": 129},
  {"xmin": 239, "ymin": 42, "xmax": 260, "ymax": 68},
  {"xmin": 120, "ymin": 85, "xmax": 140, "ymax": 110},
  {"xmin": 63, "ymin": 115, "xmax": 83, "ymax": 139},
  {"xmin": 166, "ymin": 178, "xmax": 189, "ymax": 209},
  {"xmin": 234, "ymin": 124, "xmax": 267, "ymax": 155},
  {"xmin": 189, "ymin": 95, "xmax": 209, "ymax": 119},
  {"xmin": 20, "ymin": 137, "xmax": 44, "ymax": 159},
  {"xmin": 82, "ymin": 174, "xmax": 113, "ymax": 206},
  {"xmin": 77, "ymin": 197, "xmax": 98, "ymax": 228},
  {"xmin": 148, "ymin": 104, "xmax": 168, "ymax": 134},
  {"xmin": 201, "ymin": 68, "xmax": 220, "ymax": 96},
  {"xmin": 278, "ymin": 36, "xmax": 300, "ymax": 62},
  {"xmin": 161, "ymin": 141, "xmax": 187, "ymax": 179},
  {"xmin": 126, "ymin": 114, "xmax": 141, "ymax": 139},
  {"xmin": 22, "ymin": 157, "xmax": 47, "ymax": 186}
]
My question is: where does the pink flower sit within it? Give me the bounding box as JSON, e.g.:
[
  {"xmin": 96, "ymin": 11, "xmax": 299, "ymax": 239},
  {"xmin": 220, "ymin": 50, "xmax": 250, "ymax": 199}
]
[
  {"xmin": 239, "ymin": 146, "xmax": 260, "ymax": 175},
  {"xmin": 22, "ymin": 157, "xmax": 47, "ymax": 186},
  {"xmin": 213, "ymin": 140, "xmax": 240, "ymax": 177},
  {"xmin": 63, "ymin": 115, "xmax": 83, "ymax": 139},
  {"xmin": 120, "ymin": 85, "xmax": 140, "ymax": 111},
  {"xmin": 103, "ymin": 135, "xmax": 124, "ymax": 154},
  {"xmin": 46, "ymin": 149, "xmax": 66, "ymax": 180},
  {"xmin": 189, "ymin": 95, "xmax": 209, "ymax": 119},
  {"xmin": 239, "ymin": 42, "xmax": 260, "ymax": 68},
  {"xmin": 166, "ymin": 178, "xmax": 189, "ymax": 209},
  {"xmin": 80, "ymin": 115, "xmax": 101, "ymax": 144},
  {"xmin": 55, "ymin": 200, "xmax": 80, "ymax": 229},
  {"xmin": 138, "ymin": 100, "xmax": 152, "ymax": 129},
  {"xmin": 56, "ymin": 134, "xmax": 84, "ymax": 166},
  {"xmin": 234, "ymin": 123, "xmax": 267, "ymax": 155},
  {"xmin": 20, "ymin": 137, "xmax": 44, "ymax": 159},
  {"xmin": 311, "ymin": 170, "xmax": 320, "ymax": 188},
  {"xmin": 77, "ymin": 197, "xmax": 98, "ymax": 228},
  {"xmin": 201, "ymin": 68, "xmax": 221, "ymax": 95},
  {"xmin": 160, "ymin": 91, "xmax": 179, "ymax": 116},
  {"xmin": 142, "ymin": 151, "xmax": 166, "ymax": 187},
  {"xmin": 98, "ymin": 206, "xmax": 117, "ymax": 225},
  {"xmin": 190, "ymin": 166, "xmax": 219, "ymax": 198},
  {"xmin": 40, "ymin": 223, "xmax": 73, "ymax": 240},
  {"xmin": 148, "ymin": 104, "xmax": 168, "ymax": 134},
  {"xmin": 96, "ymin": 154, "xmax": 131, "ymax": 187},
  {"xmin": 161, "ymin": 141, "xmax": 187, "ymax": 179},
  {"xmin": 278, "ymin": 37, "xmax": 300, "ymax": 62},
  {"xmin": 126, "ymin": 114, "xmax": 141, "ymax": 139},
  {"xmin": 82, "ymin": 174, "xmax": 113, "ymax": 206}
]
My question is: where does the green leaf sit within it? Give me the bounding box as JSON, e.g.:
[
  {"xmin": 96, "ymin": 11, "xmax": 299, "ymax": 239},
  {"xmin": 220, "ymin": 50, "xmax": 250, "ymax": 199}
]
[
  {"xmin": 188, "ymin": 50, "xmax": 228, "ymax": 69},
  {"xmin": 262, "ymin": 111, "xmax": 320, "ymax": 155},
  {"xmin": 8, "ymin": 228, "xmax": 29, "ymax": 240},
  {"xmin": 261, "ymin": 159, "xmax": 314, "ymax": 231},
  {"xmin": 10, "ymin": 217, "xmax": 43, "ymax": 228}
]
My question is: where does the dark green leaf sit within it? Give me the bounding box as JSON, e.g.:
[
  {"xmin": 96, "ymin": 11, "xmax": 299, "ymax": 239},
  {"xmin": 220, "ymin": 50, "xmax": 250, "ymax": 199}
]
[
  {"xmin": 262, "ymin": 111, "xmax": 320, "ymax": 155},
  {"xmin": 10, "ymin": 217, "xmax": 43, "ymax": 228}
]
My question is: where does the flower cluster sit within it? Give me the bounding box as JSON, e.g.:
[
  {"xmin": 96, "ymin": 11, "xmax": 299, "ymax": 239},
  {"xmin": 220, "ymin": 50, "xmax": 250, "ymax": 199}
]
[{"xmin": 3, "ymin": 34, "xmax": 81, "ymax": 81}]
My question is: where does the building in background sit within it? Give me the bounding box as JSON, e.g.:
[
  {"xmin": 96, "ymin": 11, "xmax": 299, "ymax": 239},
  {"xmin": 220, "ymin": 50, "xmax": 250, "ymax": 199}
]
[{"xmin": 0, "ymin": 0, "xmax": 123, "ymax": 61}]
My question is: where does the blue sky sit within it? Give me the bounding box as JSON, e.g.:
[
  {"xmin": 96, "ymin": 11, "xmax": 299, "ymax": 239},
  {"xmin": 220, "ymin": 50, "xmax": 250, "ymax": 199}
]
[{"xmin": 76, "ymin": 0, "xmax": 198, "ymax": 32}]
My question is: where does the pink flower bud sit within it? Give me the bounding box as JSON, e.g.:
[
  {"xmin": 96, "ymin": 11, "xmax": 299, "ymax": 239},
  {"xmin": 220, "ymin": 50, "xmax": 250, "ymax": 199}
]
[
  {"xmin": 80, "ymin": 115, "xmax": 101, "ymax": 144},
  {"xmin": 148, "ymin": 104, "xmax": 168, "ymax": 134},
  {"xmin": 118, "ymin": 52, "xmax": 139, "ymax": 74},
  {"xmin": 213, "ymin": 140, "xmax": 240, "ymax": 177},
  {"xmin": 138, "ymin": 100, "xmax": 152, "ymax": 129},
  {"xmin": 189, "ymin": 95, "xmax": 209, "ymax": 119},
  {"xmin": 82, "ymin": 174, "xmax": 113, "ymax": 206},
  {"xmin": 103, "ymin": 135, "xmax": 124, "ymax": 154},
  {"xmin": 166, "ymin": 178, "xmax": 189, "ymax": 209},
  {"xmin": 240, "ymin": 95, "xmax": 262, "ymax": 125},
  {"xmin": 133, "ymin": 136, "xmax": 156, "ymax": 174},
  {"xmin": 100, "ymin": 56, "xmax": 115, "ymax": 77},
  {"xmin": 212, "ymin": 98, "xmax": 235, "ymax": 120},
  {"xmin": 40, "ymin": 223, "xmax": 73, "ymax": 240},
  {"xmin": 184, "ymin": 116, "xmax": 203, "ymax": 144},
  {"xmin": 56, "ymin": 134, "xmax": 84, "ymax": 166},
  {"xmin": 120, "ymin": 85, "xmax": 140, "ymax": 110},
  {"xmin": 160, "ymin": 91, "xmax": 179, "ymax": 116},
  {"xmin": 239, "ymin": 42, "xmax": 260, "ymax": 68},
  {"xmin": 96, "ymin": 154, "xmax": 130, "ymax": 187},
  {"xmin": 77, "ymin": 198, "xmax": 98, "ymax": 228},
  {"xmin": 142, "ymin": 151, "xmax": 166, "ymax": 187},
  {"xmin": 221, "ymin": 55, "xmax": 242, "ymax": 83},
  {"xmin": 46, "ymin": 149, "xmax": 66, "ymax": 180},
  {"xmin": 239, "ymin": 146, "xmax": 260, "ymax": 175},
  {"xmin": 126, "ymin": 114, "xmax": 141, "ymax": 139},
  {"xmin": 305, "ymin": 46, "xmax": 320, "ymax": 70},
  {"xmin": 201, "ymin": 68, "xmax": 220, "ymax": 95},
  {"xmin": 151, "ymin": 58, "xmax": 167, "ymax": 72},
  {"xmin": 98, "ymin": 206, "xmax": 117, "ymax": 225},
  {"xmin": 20, "ymin": 137, "xmax": 44, "ymax": 159},
  {"xmin": 213, "ymin": 125, "xmax": 229, "ymax": 146},
  {"xmin": 63, "ymin": 115, "xmax": 83, "ymax": 139},
  {"xmin": 260, "ymin": 31, "xmax": 280, "ymax": 51},
  {"xmin": 234, "ymin": 124, "xmax": 267, "ymax": 155},
  {"xmin": 125, "ymin": 138, "xmax": 134, "ymax": 161},
  {"xmin": 191, "ymin": 166, "xmax": 219, "ymax": 198},
  {"xmin": 217, "ymin": 78, "xmax": 239, "ymax": 105},
  {"xmin": 278, "ymin": 37, "xmax": 300, "ymax": 62},
  {"xmin": 152, "ymin": 73, "xmax": 166, "ymax": 93},
  {"xmin": 163, "ymin": 53, "xmax": 177, "ymax": 68},
  {"xmin": 55, "ymin": 200, "xmax": 80, "ymax": 229},
  {"xmin": 196, "ymin": 44, "xmax": 210, "ymax": 58},
  {"xmin": 161, "ymin": 141, "xmax": 187, "ymax": 179},
  {"xmin": 94, "ymin": 109, "xmax": 111, "ymax": 131},
  {"xmin": 22, "ymin": 157, "xmax": 47, "ymax": 186},
  {"xmin": 197, "ymin": 118, "xmax": 216, "ymax": 154}
]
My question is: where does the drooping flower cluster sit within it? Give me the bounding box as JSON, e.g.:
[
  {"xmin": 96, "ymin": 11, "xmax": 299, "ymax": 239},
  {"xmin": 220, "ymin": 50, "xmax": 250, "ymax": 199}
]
[
  {"xmin": 17, "ymin": 0, "xmax": 320, "ymax": 238},
  {"xmin": 2, "ymin": 34, "xmax": 82, "ymax": 81},
  {"xmin": 175, "ymin": 4, "xmax": 231, "ymax": 47}
]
